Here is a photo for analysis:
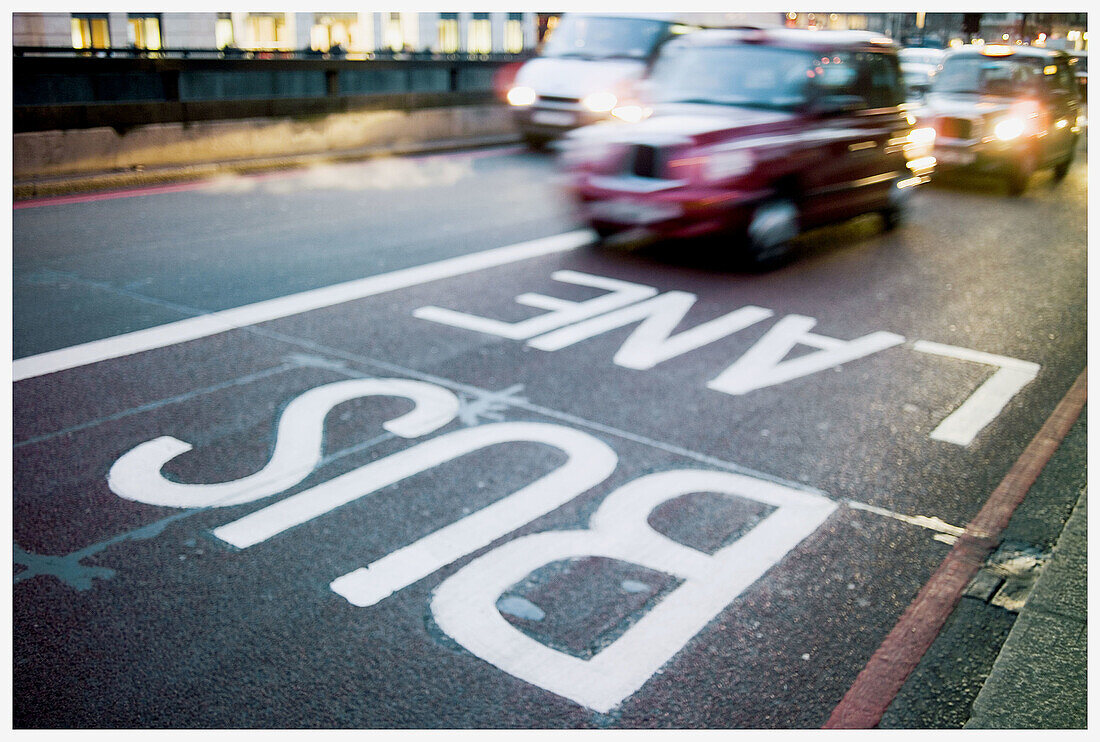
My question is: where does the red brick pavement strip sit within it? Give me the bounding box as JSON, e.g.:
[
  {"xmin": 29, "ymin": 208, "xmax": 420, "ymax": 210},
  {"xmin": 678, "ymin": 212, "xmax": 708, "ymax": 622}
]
[{"xmin": 824, "ymin": 368, "xmax": 1087, "ymax": 729}]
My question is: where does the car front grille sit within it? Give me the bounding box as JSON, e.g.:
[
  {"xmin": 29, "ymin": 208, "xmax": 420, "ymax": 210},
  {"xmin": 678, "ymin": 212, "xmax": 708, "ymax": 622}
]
[
  {"xmin": 937, "ymin": 116, "xmax": 978, "ymax": 140},
  {"xmin": 627, "ymin": 144, "xmax": 666, "ymax": 178},
  {"xmin": 539, "ymin": 94, "xmax": 579, "ymax": 104}
]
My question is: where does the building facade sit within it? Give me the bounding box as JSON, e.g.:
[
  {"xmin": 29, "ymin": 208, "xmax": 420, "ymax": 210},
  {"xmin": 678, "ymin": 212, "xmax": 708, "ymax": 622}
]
[
  {"xmin": 12, "ymin": 12, "xmax": 543, "ymax": 55},
  {"xmin": 12, "ymin": 11, "xmax": 1088, "ymax": 55}
]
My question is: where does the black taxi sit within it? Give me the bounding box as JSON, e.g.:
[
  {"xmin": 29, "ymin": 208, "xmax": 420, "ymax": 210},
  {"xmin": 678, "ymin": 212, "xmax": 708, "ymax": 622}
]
[{"xmin": 919, "ymin": 44, "xmax": 1082, "ymax": 194}]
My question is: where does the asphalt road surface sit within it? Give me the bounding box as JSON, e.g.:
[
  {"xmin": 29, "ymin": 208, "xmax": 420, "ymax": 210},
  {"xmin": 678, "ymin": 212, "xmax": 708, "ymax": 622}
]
[{"xmin": 12, "ymin": 143, "xmax": 1087, "ymax": 728}]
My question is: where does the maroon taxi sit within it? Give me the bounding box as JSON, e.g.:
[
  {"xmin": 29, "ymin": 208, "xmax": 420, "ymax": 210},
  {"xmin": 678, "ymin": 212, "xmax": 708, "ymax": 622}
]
[{"xmin": 558, "ymin": 28, "xmax": 936, "ymax": 267}]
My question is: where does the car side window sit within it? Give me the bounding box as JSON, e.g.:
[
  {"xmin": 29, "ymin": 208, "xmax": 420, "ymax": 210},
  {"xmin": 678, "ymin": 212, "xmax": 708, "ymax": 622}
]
[
  {"xmin": 813, "ymin": 51, "xmax": 860, "ymax": 97},
  {"xmin": 1051, "ymin": 60, "xmax": 1076, "ymax": 95},
  {"xmin": 860, "ymin": 52, "xmax": 907, "ymax": 107}
]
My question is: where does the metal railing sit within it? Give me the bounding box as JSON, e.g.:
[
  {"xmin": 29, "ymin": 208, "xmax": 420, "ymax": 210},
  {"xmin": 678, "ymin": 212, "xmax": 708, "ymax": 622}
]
[
  {"xmin": 13, "ymin": 45, "xmax": 532, "ymax": 63},
  {"xmin": 13, "ymin": 47, "xmax": 531, "ymax": 132}
]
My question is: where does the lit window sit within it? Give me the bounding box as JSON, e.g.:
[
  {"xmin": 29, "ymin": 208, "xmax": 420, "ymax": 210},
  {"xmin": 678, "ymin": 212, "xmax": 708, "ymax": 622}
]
[
  {"xmin": 71, "ymin": 14, "xmax": 110, "ymax": 49},
  {"xmin": 349, "ymin": 21, "xmax": 373, "ymax": 54},
  {"xmin": 438, "ymin": 13, "xmax": 459, "ymax": 53},
  {"xmin": 386, "ymin": 12, "xmax": 403, "ymax": 52},
  {"xmin": 128, "ymin": 14, "xmax": 162, "ymax": 51},
  {"xmin": 469, "ymin": 13, "xmax": 492, "ymax": 54},
  {"xmin": 310, "ymin": 25, "xmax": 329, "ymax": 52},
  {"xmin": 247, "ymin": 13, "xmax": 288, "ymax": 50},
  {"xmin": 311, "ymin": 13, "xmax": 356, "ymax": 52},
  {"xmin": 505, "ymin": 13, "xmax": 524, "ymax": 53},
  {"xmin": 215, "ymin": 14, "xmax": 235, "ymax": 49}
]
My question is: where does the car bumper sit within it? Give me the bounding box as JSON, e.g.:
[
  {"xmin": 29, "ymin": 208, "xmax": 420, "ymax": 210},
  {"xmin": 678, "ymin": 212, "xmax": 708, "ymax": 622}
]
[
  {"xmin": 571, "ymin": 175, "xmax": 769, "ymax": 239},
  {"xmin": 512, "ymin": 105, "xmax": 612, "ymax": 138},
  {"xmin": 932, "ymin": 136, "xmax": 1034, "ymax": 175}
]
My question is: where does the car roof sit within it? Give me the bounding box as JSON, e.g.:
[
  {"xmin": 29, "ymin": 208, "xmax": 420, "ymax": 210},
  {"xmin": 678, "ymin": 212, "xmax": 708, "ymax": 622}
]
[
  {"xmin": 943, "ymin": 45, "xmax": 1074, "ymax": 61},
  {"xmin": 671, "ymin": 27, "xmax": 897, "ymax": 53}
]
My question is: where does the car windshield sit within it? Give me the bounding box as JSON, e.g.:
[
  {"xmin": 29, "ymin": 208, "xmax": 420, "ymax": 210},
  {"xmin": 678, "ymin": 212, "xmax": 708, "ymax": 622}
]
[
  {"xmin": 542, "ymin": 15, "xmax": 672, "ymax": 60},
  {"xmin": 648, "ymin": 45, "xmax": 815, "ymax": 110},
  {"xmin": 932, "ymin": 55, "xmax": 1042, "ymax": 95},
  {"xmin": 899, "ymin": 49, "xmax": 943, "ymax": 67}
]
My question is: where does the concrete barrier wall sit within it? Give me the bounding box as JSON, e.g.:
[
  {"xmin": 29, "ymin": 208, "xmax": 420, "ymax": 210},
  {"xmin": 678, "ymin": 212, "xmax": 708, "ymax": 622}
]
[{"xmin": 14, "ymin": 104, "xmax": 518, "ymax": 180}]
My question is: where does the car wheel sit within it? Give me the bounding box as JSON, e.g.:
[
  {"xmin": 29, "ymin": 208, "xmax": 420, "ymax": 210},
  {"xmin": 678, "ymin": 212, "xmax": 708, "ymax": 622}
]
[
  {"xmin": 746, "ymin": 198, "xmax": 798, "ymax": 269},
  {"xmin": 881, "ymin": 176, "xmax": 912, "ymax": 232},
  {"xmin": 1007, "ymin": 147, "xmax": 1038, "ymax": 195},
  {"xmin": 1052, "ymin": 138, "xmax": 1077, "ymax": 181},
  {"xmin": 522, "ymin": 132, "xmax": 552, "ymax": 151},
  {"xmin": 591, "ymin": 223, "xmax": 621, "ymax": 241}
]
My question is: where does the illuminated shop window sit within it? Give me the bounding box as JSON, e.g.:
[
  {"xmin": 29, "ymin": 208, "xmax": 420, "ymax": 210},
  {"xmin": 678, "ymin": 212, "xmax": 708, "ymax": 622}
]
[
  {"xmin": 128, "ymin": 14, "xmax": 163, "ymax": 50},
  {"xmin": 311, "ymin": 13, "xmax": 356, "ymax": 52},
  {"xmin": 247, "ymin": 13, "xmax": 289, "ymax": 50},
  {"xmin": 505, "ymin": 12, "xmax": 524, "ymax": 53},
  {"xmin": 385, "ymin": 12, "xmax": 419, "ymax": 52},
  {"xmin": 468, "ymin": 13, "xmax": 492, "ymax": 54},
  {"xmin": 385, "ymin": 12, "xmax": 404, "ymax": 51},
  {"xmin": 71, "ymin": 14, "xmax": 110, "ymax": 49},
  {"xmin": 215, "ymin": 13, "xmax": 235, "ymax": 49},
  {"xmin": 349, "ymin": 20, "xmax": 373, "ymax": 54},
  {"xmin": 438, "ymin": 12, "xmax": 459, "ymax": 53}
]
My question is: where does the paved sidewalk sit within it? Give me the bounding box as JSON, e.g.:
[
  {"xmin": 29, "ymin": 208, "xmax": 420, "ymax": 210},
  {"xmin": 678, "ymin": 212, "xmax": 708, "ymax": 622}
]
[{"xmin": 965, "ymin": 486, "xmax": 1088, "ymax": 728}]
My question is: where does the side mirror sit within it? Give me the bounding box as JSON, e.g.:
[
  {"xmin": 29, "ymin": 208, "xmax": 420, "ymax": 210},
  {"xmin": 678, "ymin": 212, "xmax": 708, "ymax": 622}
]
[{"xmin": 810, "ymin": 95, "xmax": 867, "ymax": 115}]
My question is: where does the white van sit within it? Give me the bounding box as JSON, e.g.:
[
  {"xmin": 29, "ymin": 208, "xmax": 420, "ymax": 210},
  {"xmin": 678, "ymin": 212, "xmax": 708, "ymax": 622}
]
[{"xmin": 506, "ymin": 12, "xmax": 782, "ymax": 148}]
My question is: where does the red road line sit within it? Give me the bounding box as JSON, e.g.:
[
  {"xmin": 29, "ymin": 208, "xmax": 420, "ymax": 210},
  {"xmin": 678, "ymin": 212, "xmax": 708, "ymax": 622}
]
[
  {"xmin": 13, "ymin": 145, "xmax": 525, "ymax": 210},
  {"xmin": 13, "ymin": 180, "xmax": 213, "ymax": 209},
  {"xmin": 824, "ymin": 367, "xmax": 1087, "ymax": 729}
]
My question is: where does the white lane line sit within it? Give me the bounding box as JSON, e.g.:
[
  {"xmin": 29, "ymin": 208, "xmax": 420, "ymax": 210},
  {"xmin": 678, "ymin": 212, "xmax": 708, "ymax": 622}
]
[
  {"xmin": 13, "ymin": 230, "xmax": 594, "ymax": 382},
  {"xmin": 913, "ymin": 341, "xmax": 1041, "ymax": 446},
  {"xmin": 844, "ymin": 500, "xmax": 967, "ymax": 544}
]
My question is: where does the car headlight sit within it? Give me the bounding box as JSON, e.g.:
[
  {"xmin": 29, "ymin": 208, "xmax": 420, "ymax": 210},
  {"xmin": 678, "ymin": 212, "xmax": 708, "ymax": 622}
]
[
  {"xmin": 994, "ymin": 117, "xmax": 1027, "ymax": 141},
  {"xmin": 908, "ymin": 127, "xmax": 937, "ymax": 145},
  {"xmin": 611, "ymin": 104, "xmax": 652, "ymax": 123},
  {"xmin": 507, "ymin": 86, "xmax": 536, "ymax": 106},
  {"xmin": 582, "ymin": 91, "xmax": 618, "ymax": 113},
  {"xmin": 703, "ymin": 149, "xmax": 754, "ymax": 182}
]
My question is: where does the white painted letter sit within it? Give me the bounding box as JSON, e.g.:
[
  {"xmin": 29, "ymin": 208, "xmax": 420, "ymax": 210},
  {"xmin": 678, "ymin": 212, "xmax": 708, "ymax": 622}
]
[
  {"xmin": 430, "ymin": 470, "xmax": 836, "ymax": 713},
  {"xmin": 708, "ymin": 315, "xmax": 905, "ymax": 395},
  {"xmin": 217, "ymin": 422, "xmax": 615, "ymax": 601},
  {"xmin": 528, "ymin": 291, "xmax": 773, "ymax": 370},
  {"xmin": 913, "ymin": 341, "xmax": 1041, "ymax": 446},
  {"xmin": 108, "ymin": 379, "xmax": 460, "ymax": 508},
  {"xmin": 412, "ymin": 270, "xmax": 657, "ymax": 339}
]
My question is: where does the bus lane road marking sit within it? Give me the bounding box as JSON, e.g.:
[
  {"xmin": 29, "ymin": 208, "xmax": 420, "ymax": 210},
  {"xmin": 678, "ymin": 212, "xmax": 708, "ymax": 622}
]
[
  {"xmin": 414, "ymin": 267, "xmax": 1042, "ymax": 447},
  {"xmin": 12, "ymin": 231, "xmax": 1052, "ymax": 715},
  {"xmin": 15, "ymin": 231, "xmax": 1041, "ymax": 449}
]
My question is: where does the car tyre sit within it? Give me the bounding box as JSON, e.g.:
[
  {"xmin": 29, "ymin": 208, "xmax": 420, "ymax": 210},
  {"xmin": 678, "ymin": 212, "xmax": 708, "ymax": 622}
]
[
  {"xmin": 1052, "ymin": 137, "xmax": 1077, "ymax": 181},
  {"xmin": 880, "ymin": 176, "xmax": 911, "ymax": 232},
  {"xmin": 522, "ymin": 132, "xmax": 553, "ymax": 151},
  {"xmin": 745, "ymin": 198, "xmax": 798, "ymax": 269},
  {"xmin": 1006, "ymin": 147, "xmax": 1038, "ymax": 195},
  {"xmin": 591, "ymin": 223, "xmax": 621, "ymax": 242}
]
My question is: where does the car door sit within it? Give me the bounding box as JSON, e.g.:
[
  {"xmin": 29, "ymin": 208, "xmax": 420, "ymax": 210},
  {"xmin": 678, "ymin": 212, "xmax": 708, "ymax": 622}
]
[
  {"xmin": 800, "ymin": 49, "xmax": 907, "ymax": 225},
  {"xmin": 845, "ymin": 51, "xmax": 910, "ymax": 212},
  {"xmin": 797, "ymin": 50, "xmax": 871, "ymax": 226},
  {"xmin": 1043, "ymin": 56, "xmax": 1080, "ymax": 163}
]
